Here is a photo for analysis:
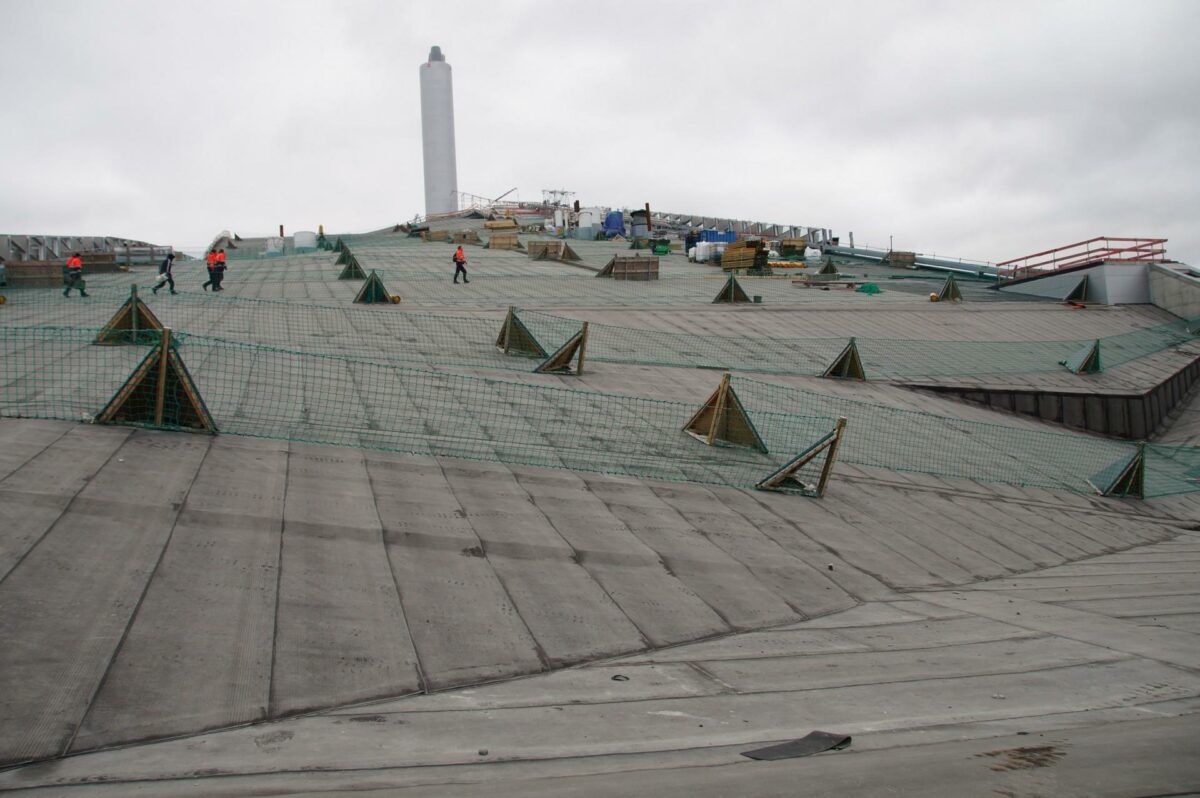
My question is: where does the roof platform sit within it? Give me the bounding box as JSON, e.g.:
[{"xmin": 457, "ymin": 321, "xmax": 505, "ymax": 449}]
[{"xmin": 2, "ymin": 221, "xmax": 1199, "ymax": 793}]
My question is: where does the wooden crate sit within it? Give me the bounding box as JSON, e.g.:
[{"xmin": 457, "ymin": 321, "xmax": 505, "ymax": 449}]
[
  {"xmin": 597, "ymin": 255, "xmax": 659, "ymax": 280},
  {"xmin": 484, "ymin": 219, "xmax": 519, "ymax": 231},
  {"xmin": 488, "ymin": 233, "xmax": 522, "ymax": 250}
]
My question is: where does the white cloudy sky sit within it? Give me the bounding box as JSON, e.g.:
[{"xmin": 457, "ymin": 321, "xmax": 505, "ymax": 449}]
[{"xmin": 2, "ymin": 0, "xmax": 1197, "ymax": 264}]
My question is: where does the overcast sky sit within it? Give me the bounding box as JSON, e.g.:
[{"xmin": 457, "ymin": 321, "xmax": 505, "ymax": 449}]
[{"xmin": 2, "ymin": 0, "xmax": 1198, "ymax": 264}]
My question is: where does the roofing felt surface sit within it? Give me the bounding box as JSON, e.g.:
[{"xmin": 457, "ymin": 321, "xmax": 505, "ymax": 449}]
[
  {"xmin": 1, "ymin": 228, "xmax": 1199, "ymax": 793},
  {"xmin": 0, "ymin": 418, "xmax": 1192, "ymax": 771},
  {"xmin": 0, "ymin": 451, "xmax": 1195, "ymax": 795}
]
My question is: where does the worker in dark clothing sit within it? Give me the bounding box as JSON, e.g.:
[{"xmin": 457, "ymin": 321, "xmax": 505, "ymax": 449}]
[
  {"xmin": 213, "ymin": 249, "xmax": 227, "ymax": 291},
  {"xmin": 452, "ymin": 245, "xmax": 469, "ymax": 284},
  {"xmin": 202, "ymin": 250, "xmax": 217, "ymax": 291},
  {"xmin": 63, "ymin": 253, "xmax": 88, "ymax": 297},
  {"xmin": 153, "ymin": 252, "xmax": 177, "ymax": 294}
]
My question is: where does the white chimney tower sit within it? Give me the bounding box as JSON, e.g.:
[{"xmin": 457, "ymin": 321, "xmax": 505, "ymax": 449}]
[{"xmin": 420, "ymin": 45, "xmax": 458, "ymax": 217}]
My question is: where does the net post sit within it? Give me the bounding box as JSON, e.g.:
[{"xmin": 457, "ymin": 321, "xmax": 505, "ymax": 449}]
[
  {"xmin": 816, "ymin": 417, "xmax": 848, "ymax": 497},
  {"xmin": 154, "ymin": 327, "xmax": 172, "ymax": 426},
  {"xmin": 577, "ymin": 321, "xmax": 589, "ymax": 375}
]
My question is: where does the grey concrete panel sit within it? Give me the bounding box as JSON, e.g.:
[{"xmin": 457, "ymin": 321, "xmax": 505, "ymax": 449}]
[
  {"xmin": 0, "ymin": 431, "xmax": 208, "ymax": 766},
  {"xmin": 832, "ymin": 615, "xmax": 1039, "ymax": 651},
  {"xmin": 0, "ymin": 418, "xmax": 73, "ymax": 480},
  {"xmin": 915, "ymin": 590, "xmax": 1200, "ymax": 671},
  {"xmin": 814, "ymin": 491, "xmax": 977, "ymax": 585},
  {"xmin": 365, "ymin": 456, "xmax": 545, "ymax": 689},
  {"xmin": 360, "ymin": 661, "xmax": 723, "ymax": 714},
  {"xmin": 0, "ymin": 425, "xmax": 131, "ymax": 580},
  {"xmin": 1055, "ymin": 594, "xmax": 1200, "ymax": 618},
  {"xmin": 701, "ymin": 636, "xmax": 1126, "ymax": 694},
  {"xmin": 583, "ymin": 477, "xmax": 802, "ymax": 629},
  {"xmin": 1153, "ymin": 613, "xmax": 1200, "ymax": 634},
  {"xmin": 440, "ymin": 462, "xmax": 648, "ymax": 667},
  {"xmin": 754, "ymin": 491, "xmax": 949, "ymax": 589},
  {"xmin": 70, "ymin": 437, "xmax": 288, "ymax": 752},
  {"xmin": 850, "ymin": 484, "xmax": 1014, "ymax": 580},
  {"xmin": 915, "ymin": 493, "xmax": 1056, "ymax": 571},
  {"xmin": 781, "ymin": 601, "xmax": 930, "ymax": 629},
  {"xmin": 4, "ymin": 659, "xmax": 1196, "ymax": 782},
  {"xmin": 708, "ymin": 490, "xmax": 903, "ymax": 602},
  {"xmin": 646, "ymin": 482, "xmax": 857, "ymax": 619},
  {"xmin": 618, "ymin": 628, "xmax": 871, "ymax": 663},
  {"xmin": 984, "ymin": 502, "xmax": 1099, "ymax": 559},
  {"xmin": 272, "ymin": 445, "xmax": 421, "ymax": 715},
  {"xmin": 514, "ymin": 470, "xmax": 731, "ymax": 647}
]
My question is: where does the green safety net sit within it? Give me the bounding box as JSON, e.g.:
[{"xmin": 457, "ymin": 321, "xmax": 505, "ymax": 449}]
[
  {"xmin": 3, "ymin": 288, "xmax": 1195, "ymax": 380},
  {"xmin": 2, "ymin": 326, "xmax": 1196, "ymax": 497},
  {"xmin": 0, "ymin": 327, "xmax": 836, "ymax": 491}
]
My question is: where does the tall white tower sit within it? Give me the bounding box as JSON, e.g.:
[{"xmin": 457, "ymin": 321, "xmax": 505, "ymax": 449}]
[{"xmin": 419, "ymin": 45, "xmax": 458, "ymax": 217}]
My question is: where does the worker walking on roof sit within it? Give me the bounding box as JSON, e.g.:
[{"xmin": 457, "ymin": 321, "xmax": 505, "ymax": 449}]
[
  {"xmin": 202, "ymin": 250, "xmax": 217, "ymax": 291},
  {"xmin": 452, "ymin": 245, "xmax": 469, "ymax": 284},
  {"xmin": 213, "ymin": 249, "xmax": 227, "ymax": 291},
  {"xmin": 152, "ymin": 252, "xmax": 177, "ymax": 295},
  {"xmin": 63, "ymin": 252, "xmax": 88, "ymax": 297}
]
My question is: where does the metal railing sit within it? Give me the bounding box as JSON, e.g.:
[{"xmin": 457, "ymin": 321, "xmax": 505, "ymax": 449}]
[{"xmin": 997, "ymin": 237, "xmax": 1168, "ymax": 282}]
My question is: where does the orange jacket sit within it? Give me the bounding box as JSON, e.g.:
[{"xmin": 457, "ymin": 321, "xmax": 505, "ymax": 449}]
[
  {"xmin": 216, "ymin": 251, "xmax": 226, "ymax": 265},
  {"xmin": 206, "ymin": 252, "xmax": 217, "ymax": 268},
  {"xmin": 66, "ymin": 256, "xmax": 83, "ymax": 270}
]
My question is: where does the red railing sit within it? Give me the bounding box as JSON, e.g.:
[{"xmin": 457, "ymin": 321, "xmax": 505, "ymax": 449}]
[{"xmin": 997, "ymin": 237, "xmax": 1167, "ymax": 282}]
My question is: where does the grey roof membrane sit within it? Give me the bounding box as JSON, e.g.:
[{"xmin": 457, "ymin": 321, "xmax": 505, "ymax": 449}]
[{"xmin": 0, "ymin": 232, "xmax": 1198, "ymax": 794}]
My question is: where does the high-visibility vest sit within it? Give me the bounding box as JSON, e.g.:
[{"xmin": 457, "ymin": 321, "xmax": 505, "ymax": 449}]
[
  {"xmin": 66, "ymin": 256, "xmax": 82, "ymax": 270},
  {"xmin": 216, "ymin": 252, "xmax": 226, "ymax": 265},
  {"xmin": 206, "ymin": 253, "xmax": 217, "ymax": 267}
]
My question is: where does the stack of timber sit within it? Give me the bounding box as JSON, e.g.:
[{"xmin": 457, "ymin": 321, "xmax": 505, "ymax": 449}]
[
  {"xmin": 720, "ymin": 240, "xmax": 770, "ymax": 273},
  {"xmin": 882, "ymin": 250, "xmax": 917, "ymax": 268},
  {"xmin": 778, "ymin": 237, "xmax": 808, "ymax": 258}
]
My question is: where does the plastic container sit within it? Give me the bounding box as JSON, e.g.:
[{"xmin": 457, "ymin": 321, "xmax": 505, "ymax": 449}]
[{"xmin": 293, "ymin": 231, "xmax": 318, "ymax": 251}]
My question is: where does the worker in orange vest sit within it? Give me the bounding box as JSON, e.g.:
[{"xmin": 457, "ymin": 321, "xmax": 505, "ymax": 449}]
[
  {"xmin": 214, "ymin": 249, "xmax": 227, "ymax": 291},
  {"xmin": 452, "ymin": 245, "xmax": 469, "ymax": 284},
  {"xmin": 202, "ymin": 250, "xmax": 217, "ymax": 291},
  {"xmin": 63, "ymin": 252, "xmax": 88, "ymax": 297}
]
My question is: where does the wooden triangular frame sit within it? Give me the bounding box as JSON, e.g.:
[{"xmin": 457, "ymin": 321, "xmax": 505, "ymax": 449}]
[
  {"xmin": 495, "ymin": 306, "xmax": 549, "ymax": 358},
  {"xmin": 682, "ymin": 373, "xmax": 768, "ymax": 452},
  {"xmin": 595, "ymin": 257, "xmax": 616, "ymax": 277},
  {"xmin": 95, "ymin": 286, "xmax": 164, "ymax": 345},
  {"xmin": 1060, "ymin": 339, "xmax": 1102, "ymax": 374},
  {"xmin": 96, "ymin": 328, "xmax": 216, "ymax": 433},
  {"xmin": 937, "ymin": 274, "xmax": 963, "ymax": 302},
  {"xmin": 336, "ymin": 248, "xmax": 355, "ymax": 265},
  {"xmin": 559, "ymin": 242, "xmax": 582, "ymax": 262},
  {"xmin": 818, "ymin": 258, "xmax": 839, "ymax": 276},
  {"xmin": 1064, "ymin": 275, "xmax": 1089, "ymax": 304},
  {"xmin": 534, "ymin": 322, "xmax": 588, "ymax": 375},
  {"xmin": 1087, "ymin": 445, "xmax": 1145, "ymax": 499},
  {"xmin": 338, "ymin": 257, "xmax": 366, "ymax": 280},
  {"xmin": 823, "ymin": 337, "xmax": 866, "ymax": 380},
  {"xmin": 354, "ymin": 271, "xmax": 393, "ymax": 304},
  {"xmin": 712, "ymin": 275, "xmax": 751, "ymax": 304},
  {"xmin": 756, "ymin": 417, "xmax": 848, "ymax": 497}
]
